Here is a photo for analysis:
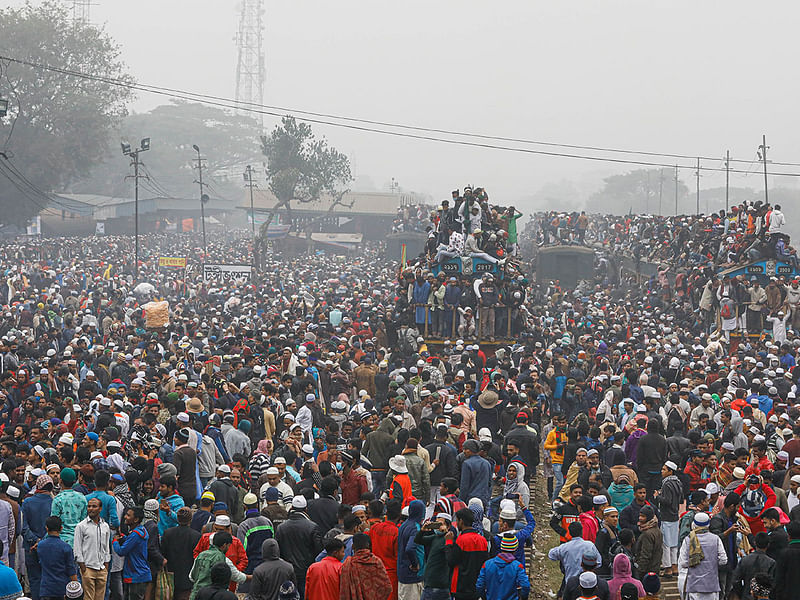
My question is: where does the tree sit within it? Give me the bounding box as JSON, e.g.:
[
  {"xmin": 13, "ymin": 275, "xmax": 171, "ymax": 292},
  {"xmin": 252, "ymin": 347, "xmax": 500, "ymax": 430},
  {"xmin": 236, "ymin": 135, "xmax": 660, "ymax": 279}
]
[
  {"xmin": 71, "ymin": 101, "xmax": 262, "ymax": 201},
  {"xmin": 257, "ymin": 116, "xmax": 352, "ymax": 238},
  {"xmin": 0, "ymin": 1, "xmax": 134, "ymax": 225},
  {"xmin": 590, "ymin": 169, "xmax": 690, "ymax": 216}
]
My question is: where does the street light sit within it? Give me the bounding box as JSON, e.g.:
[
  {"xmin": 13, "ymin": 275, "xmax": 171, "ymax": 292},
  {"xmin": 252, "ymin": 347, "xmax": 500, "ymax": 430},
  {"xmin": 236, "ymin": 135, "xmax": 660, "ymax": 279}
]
[
  {"xmin": 192, "ymin": 145, "xmax": 207, "ymax": 255},
  {"xmin": 122, "ymin": 138, "xmax": 150, "ymax": 279}
]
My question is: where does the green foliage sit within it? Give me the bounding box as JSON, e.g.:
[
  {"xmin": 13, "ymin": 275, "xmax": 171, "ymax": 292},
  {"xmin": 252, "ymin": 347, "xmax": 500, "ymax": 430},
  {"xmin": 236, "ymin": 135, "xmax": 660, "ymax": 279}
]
[
  {"xmin": 0, "ymin": 0, "xmax": 134, "ymax": 224},
  {"xmin": 260, "ymin": 116, "xmax": 352, "ymax": 205},
  {"xmin": 590, "ymin": 168, "xmax": 690, "ymax": 215},
  {"xmin": 72, "ymin": 101, "xmax": 262, "ymax": 200}
]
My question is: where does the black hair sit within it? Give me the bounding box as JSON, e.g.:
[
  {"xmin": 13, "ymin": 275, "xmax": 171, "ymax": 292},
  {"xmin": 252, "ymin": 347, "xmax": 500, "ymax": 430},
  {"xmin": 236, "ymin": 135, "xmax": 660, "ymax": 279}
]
[
  {"xmin": 324, "ymin": 537, "xmax": 345, "ymax": 554},
  {"xmin": 352, "ymin": 533, "xmax": 371, "ymax": 551},
  {"xmin": 385, "ymin": 499, "xmax": 402, "ymax": 520},
  {"xmin": 46, "ymin": 515, "xmax": 62, "ymax": 532},
  {"xmin": 455, "ymin": 507, "xmax": 474, "ymax": 527},
  {"xmin": 212, "ymin": 531, "xmax": 233, "ymax": 547},
  {"xmin": 567, "ymin": 521, "xmax": 583, "ymax": 538},
  {"xmin": 343, "ymin": 514, "xmax": 360, "ymax": 532}
]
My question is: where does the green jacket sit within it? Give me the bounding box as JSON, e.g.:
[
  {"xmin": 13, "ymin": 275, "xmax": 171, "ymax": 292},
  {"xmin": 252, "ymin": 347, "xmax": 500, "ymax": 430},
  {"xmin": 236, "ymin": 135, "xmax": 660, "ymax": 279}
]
[
  {"xmin": 189, "ymin": 547, "xmax": 227, "ymax": 600},
  {"xmin": 415, "ymin": 528, "xmax": 450, "ymax": 589}
]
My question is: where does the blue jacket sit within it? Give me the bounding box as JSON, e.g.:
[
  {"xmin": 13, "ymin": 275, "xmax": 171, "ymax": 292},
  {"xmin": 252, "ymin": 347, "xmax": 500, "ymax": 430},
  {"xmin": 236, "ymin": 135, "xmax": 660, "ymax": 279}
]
[
  {"xmin": 460, "ymin": 454, "xmax": 492, "ymax": 506},
  {"xmin": 476, "ymin": 553, "xmax": 530, "ymax": 600},
  {"xmin": 113, "ymin": 525, "xmax": 151, "ymax": 584},
  {"xmin": 21, "ymin": 492, "xmax": 52, "ymax": 548},
  {"xmin": 156, "ymin": 493, "xmax": 185, "ymax": 536},
  {"xmin": 86, "ymin": 490, "xmax": 120, "ymax": 529},
  {"xmin": 490, "ymin": 508, "xmax": 536, "ymax": 566},
  {"xmin": 37, "ymin": 534, "xmax": 76, "ymax": 597},
  {"xmin": 396, "ymin": 500, "xmax": 425, "ymax": 584}
]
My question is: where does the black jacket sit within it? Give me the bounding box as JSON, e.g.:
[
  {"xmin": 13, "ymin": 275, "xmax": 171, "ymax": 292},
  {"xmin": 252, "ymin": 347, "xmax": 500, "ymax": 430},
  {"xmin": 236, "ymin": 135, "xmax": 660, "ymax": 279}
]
[
  {"xmin": 161, "ymin": 525, "xmax": 202, "ymax": 592},
  {"xmin": 307, "ymin": 496, "xmax": 339, "ymax": 533},
  {"xmin": 636, "ymin": 432, "xmax": 667, "ymax": 474},
  {"xmin": 425, "ymin": 441, "xmax": 458, "ymax": 486},
  {"xmin": 766, "ymin": 526, "xmax": 789, "ymax": 561},
  {"xmin": 563, "ymin": 571, "xmax": 609, "ymax": 600},
  {"xmin": 208, "ymin": 478, "xmax": 239, "ymax": 519},
  {"xmin": 249, "ymin": 539, "xmax": 296, "ymax": 600},
  {"xmin": 196, "ymin": 586, "xmax": 236, "ymax": 600},
  {"xmin": 775, "ymin": 541, "xmax": 800, "ymax": 600},
  {"xmin": 594, "ymin": 525, "xmax": 617, "ymax": 579},
  {"xmin": 730, "ymin": 550, "xmax": 775, "ymax": 600},
  {"xmin": 503, "ymin": 424, "xmax": 540, "ymax": 469},
  {"xmin": 274, "ymin": 511, "xmax": 323, "ymax": 585}
]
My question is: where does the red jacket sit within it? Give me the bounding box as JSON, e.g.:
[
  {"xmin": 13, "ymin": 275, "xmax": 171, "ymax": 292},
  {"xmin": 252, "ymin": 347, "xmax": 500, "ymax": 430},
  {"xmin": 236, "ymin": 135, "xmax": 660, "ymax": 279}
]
[
  {"xmin": 368, "ymin": 519, "xmax": 399, "ymax": 577},
  {"xmin": 684, "ymin": 462, "xmax": 711, "ymax": 492},
  {"xmin": 193, "ymin": 532, "xmax": 248, "ymax": 573},
  {"xmin": 306, "ymin": 556, "xmax": 342, "ymax": 600}
]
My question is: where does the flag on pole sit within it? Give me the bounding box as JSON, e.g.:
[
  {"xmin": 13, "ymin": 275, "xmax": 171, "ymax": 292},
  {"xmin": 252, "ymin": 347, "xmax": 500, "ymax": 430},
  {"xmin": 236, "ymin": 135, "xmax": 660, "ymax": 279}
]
[{"xmin": 400, "ymin": 243, "xmax": 407, "ymax": 270}]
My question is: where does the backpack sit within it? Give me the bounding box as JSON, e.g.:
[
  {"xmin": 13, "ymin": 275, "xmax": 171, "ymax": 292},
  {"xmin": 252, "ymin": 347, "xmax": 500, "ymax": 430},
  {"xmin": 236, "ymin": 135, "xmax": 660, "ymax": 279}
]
[{"xmin": 720, "ymin": 301, "xmax": 732, "ymax": 319}]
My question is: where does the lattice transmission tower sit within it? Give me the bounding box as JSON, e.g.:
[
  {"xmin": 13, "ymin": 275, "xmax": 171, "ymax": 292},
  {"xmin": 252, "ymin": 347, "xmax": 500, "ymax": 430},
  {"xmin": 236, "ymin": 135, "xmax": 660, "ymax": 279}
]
[
  {"xmin": 72, "ymin": 0, "xmax": 93, "ymax": 25},
  {"xmin": 235, "ymin": 0, "xmax": 266, "ymax": 128}
]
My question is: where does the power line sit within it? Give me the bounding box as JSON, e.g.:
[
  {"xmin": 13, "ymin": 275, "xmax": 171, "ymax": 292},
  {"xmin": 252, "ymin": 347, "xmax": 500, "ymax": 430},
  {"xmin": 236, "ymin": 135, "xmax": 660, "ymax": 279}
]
[{"xmin": 7, "ymin": 54, "xmax": 800, "ymax": 175}]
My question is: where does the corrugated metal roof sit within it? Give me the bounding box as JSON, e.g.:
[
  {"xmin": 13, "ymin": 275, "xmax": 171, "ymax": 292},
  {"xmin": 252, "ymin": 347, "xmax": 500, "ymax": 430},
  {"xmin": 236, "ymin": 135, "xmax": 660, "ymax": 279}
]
[{"xmin": 244, "ymin": 189, "xmax": 407, "ymax": 216}]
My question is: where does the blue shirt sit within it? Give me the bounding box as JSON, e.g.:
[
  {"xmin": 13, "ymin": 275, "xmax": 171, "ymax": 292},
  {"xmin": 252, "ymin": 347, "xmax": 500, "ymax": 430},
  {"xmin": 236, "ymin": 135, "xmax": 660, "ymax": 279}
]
[
  {"xmin": 547, "ymin": 536, "xmax": 601, "ymax": 581},
  {"xmin": 86, "ymin": 490, "xmax": 120, "ymax": 529},
  {"xmin": 37, "ymin": 534, "xmax": 76, "ymax": 597},
  {"xmin": 0, "ymin": 562, "xmax": 22, "ymax": 598},
  {"xmin": 21, "ymin": 493, "xmax": 53, "ymax": 548}
]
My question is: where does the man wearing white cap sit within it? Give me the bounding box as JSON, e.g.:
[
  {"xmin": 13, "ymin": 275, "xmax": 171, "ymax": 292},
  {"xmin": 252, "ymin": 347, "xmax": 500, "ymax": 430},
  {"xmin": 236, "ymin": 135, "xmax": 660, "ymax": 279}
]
[
  {"xmin": 259, "ymin": 467, "xmax": 294, "ymax": 511},
  {"xmin": 274, "ymin": 494, "xmax": 323, "ymax": 598},
  {"xmin": 788, "ymin": 474, "xmax": 800, "ymax": 513},
  {"xmin": 678, "ymin": 511, "xmax": 727, "ymax": 600}
]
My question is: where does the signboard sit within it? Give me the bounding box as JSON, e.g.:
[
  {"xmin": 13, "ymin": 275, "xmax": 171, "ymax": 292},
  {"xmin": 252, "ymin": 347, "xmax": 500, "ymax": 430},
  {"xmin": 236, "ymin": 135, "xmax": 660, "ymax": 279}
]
[
  {"xmin": 431, "ymin": 257, "xmax": 501, "ymax": 279},
  {"xmin": 203, "ymin": 263, "xmax": 253, "ymax": 282},
  {"xmin": 158, "ymin": 256, "xmax": 187, "ymax": 268},
  {"xmin": 95, "ymin": 222, "xmax": 105, "ymax": 235},
  {"xmin": 26, "ymin": 216, "xmax": 41, "ymax": 236}
]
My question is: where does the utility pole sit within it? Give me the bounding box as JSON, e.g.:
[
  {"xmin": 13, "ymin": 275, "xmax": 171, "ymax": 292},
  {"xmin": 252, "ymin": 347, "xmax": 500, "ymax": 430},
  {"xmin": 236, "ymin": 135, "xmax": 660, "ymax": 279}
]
[
  {"xmin": 645, "ymin": 170, "xmax": 651, "ymax": 214},
  {"xmin": 192, "ymin": 145, "xmax": 208, "ymax": 257},
  {"xmin": 122, "ymin": 138, "xmax": 150, "ymax": 279},
  {"xmin": 695, "ymin": 157, "xmax": 701, "ymax": 215},
  {"xmin": 658, "ymin": 169, "xmax": 664, "ymax": 216},
  {"xmin": 674, "ymin": 165, "xmax": 679, "ymax": 216},
  {"xmin": 244, "ymin": 164, "xmax": 257, "ymax": 243},
  {"xmin": 758, "ymin": 135, "xmax": 769, "ymax": 204},
  {"xmin": 724, "ymin": 150, "xmax": 730, "ymax": 212}
]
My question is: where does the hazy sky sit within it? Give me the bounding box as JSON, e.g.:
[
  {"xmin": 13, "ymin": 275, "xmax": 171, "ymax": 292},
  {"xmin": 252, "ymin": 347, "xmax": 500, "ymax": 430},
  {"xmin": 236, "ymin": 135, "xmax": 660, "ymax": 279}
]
[{"xmin": 10, "ymin": 0, "xmax": 800, "ymax": 210}]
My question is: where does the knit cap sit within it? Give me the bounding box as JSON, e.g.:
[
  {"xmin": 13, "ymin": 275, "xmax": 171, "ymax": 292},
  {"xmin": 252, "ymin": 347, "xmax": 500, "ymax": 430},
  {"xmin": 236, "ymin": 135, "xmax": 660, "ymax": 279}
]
[{"xmin": 500, "ymin": 531, "xmax": 518, "ymax": 553}]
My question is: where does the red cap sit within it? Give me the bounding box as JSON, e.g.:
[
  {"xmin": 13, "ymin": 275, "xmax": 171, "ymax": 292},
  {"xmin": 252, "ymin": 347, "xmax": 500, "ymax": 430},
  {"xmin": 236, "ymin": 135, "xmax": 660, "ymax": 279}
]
[{"xmin": 516, "ymin": 411, "xmax": 529, "ymax": 421}]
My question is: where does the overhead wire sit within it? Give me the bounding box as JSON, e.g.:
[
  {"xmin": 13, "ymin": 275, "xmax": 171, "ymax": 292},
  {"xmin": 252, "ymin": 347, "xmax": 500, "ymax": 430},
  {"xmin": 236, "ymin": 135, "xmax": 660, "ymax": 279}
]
[{"xmin": 6, "ymin": 54, "xmax": 800, "ymax": 176}]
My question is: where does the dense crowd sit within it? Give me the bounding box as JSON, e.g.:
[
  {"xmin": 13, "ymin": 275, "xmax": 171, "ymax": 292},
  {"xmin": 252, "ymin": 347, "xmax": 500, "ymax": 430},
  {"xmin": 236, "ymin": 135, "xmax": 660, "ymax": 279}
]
[
  {"xmin": 0, "ymin": 197, "xmax": 796, "ymax": 600},
  {"xmin": 397, "ymin": 186, "xmax": 526, "ymax": 341}
]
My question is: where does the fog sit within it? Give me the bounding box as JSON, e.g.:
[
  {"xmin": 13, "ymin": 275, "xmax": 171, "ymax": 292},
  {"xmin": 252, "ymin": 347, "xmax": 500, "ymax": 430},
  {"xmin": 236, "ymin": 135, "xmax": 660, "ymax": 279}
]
[{"xmin": 8, "ymin": 0, "xmax": 800, "ymax": 212}]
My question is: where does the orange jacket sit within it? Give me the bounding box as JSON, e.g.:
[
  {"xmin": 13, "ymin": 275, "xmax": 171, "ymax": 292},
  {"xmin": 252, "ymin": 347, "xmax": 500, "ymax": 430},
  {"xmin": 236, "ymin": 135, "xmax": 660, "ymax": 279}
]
[{"xmin": 388, "ymin": 473, "xmax": 415, "ymax": 508}]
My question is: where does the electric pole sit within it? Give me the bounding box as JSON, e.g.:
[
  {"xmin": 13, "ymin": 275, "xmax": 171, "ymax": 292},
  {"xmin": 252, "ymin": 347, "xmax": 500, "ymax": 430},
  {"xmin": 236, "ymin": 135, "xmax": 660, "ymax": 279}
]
[
  {"xmin": 758, "ymin": 135, "xmax": 769, "ymax": 204},
  {"xmin": 244, "ymin": 164, "xmax": 257, "ymax": 248},
  {"xmin": 192, "ymin": 145, "xmax": 208, "ymax": 257},
  {"xmin": 724, "ymin": 150, "xmax": 730, "ymax": 212},
  {"xmin": 674, "ymin": 165, "xmax": 679, "ymax": 216},
  {"xmin": 695, "ymin": 157, "xmax": 701, "ymax": 215},
  {"xmin": 658, "ymin": 169, "xmax": 664, "ymax": 216},
  {"xmin": 122, "ymin": 138, "xmax": 150, "ymax": 279},
  {"xmin": 645, "ymin": 170, "xmax": 651, "ymax": 214}
]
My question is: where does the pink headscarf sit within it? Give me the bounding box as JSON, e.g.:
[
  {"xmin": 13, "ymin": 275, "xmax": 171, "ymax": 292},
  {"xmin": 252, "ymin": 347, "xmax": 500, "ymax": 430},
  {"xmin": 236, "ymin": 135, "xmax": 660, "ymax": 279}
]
[{"xmin": 255, "ymin": 439, "xmax": 271, "ymax": 455}]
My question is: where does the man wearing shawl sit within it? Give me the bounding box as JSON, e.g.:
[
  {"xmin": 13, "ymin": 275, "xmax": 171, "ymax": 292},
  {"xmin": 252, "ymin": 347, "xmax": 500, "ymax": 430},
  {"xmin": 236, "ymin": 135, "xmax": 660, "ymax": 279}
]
[{"xmin": 340, "ymin": 533, "xmax": 392, "ymax": 600}]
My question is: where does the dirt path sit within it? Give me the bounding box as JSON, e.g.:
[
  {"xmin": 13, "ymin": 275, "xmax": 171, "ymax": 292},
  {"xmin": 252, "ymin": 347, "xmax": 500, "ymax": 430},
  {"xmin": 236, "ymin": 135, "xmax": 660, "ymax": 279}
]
[{"xmin": 526, "ymin": 473, "xmax": 562, "ymax": 599}]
